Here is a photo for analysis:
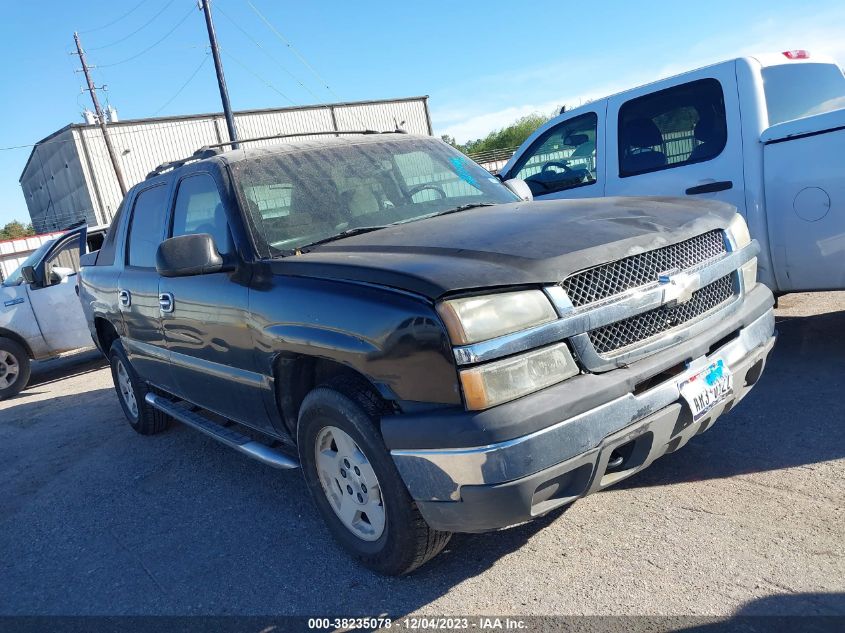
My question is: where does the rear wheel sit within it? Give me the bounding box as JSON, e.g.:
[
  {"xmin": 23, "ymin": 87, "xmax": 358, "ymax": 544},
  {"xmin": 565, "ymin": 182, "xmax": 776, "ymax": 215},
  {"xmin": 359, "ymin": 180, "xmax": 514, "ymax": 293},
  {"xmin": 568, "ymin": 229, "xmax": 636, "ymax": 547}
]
[
  {"xmin": 0, "ymin": 338, "xmax": 30, "ymax": 400},
  {"xmin": 298, "ymin": 380, "xmax": 451, "ymax": 575},
  {"xmin": 108, "ymin": 341, "xmax": 169, "ymax": 435}
]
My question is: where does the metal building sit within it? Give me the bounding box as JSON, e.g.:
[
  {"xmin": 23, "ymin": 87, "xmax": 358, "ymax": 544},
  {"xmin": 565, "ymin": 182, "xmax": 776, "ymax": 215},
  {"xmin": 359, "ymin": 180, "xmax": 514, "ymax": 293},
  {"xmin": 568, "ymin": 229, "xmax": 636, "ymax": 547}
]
[{"xmin": 19, "ymin": 96, "xmax": 433, "ymax": 233}]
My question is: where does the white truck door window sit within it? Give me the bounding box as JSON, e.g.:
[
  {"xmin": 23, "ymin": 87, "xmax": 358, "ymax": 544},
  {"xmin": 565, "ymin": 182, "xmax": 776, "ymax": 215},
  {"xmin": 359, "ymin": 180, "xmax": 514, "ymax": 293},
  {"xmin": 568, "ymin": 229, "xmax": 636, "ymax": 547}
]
[
  {"xmin": 507, "ymin": 107, "xmax": 606, "ymax": 200},
  {"xmin": 606, "ymin": 64, "xmax": 746, "ymax": 214},
  {"xmin": 25, "ymin": 237, "xmax": 92, "ymax": 353}
]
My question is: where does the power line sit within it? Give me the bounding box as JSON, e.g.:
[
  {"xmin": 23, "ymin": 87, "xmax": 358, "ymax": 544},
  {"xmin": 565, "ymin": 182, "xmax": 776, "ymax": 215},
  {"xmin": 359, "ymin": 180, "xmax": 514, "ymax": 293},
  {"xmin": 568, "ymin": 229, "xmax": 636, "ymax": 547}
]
[
  {"xmin": 79, "ymin": 0, "xmax": 151, "ymax": 34},
  {"xmin": 97, "ymin": 4, "xmax": 196, "ymax": 69},
  {"xmin": 243, "ymin": 0, "xmax": 342, "ymax": 101},
  {"xmin": 0, "ymin": 118, "xmax": 248, "ymax": 152},
  {"xmin": 221, "ymin": 48, "xmax": 296, "ymax": 105},
  {"xmin": 88, "ymin": 0, "xmax": 178, "ymax": 51},
  {"xmin": 152, "ymin": 54, "xmax": 211, "ymax": 116},
  {"xmin": 215, "ymin": 3, "xmax": 322, "ymax": 104}
]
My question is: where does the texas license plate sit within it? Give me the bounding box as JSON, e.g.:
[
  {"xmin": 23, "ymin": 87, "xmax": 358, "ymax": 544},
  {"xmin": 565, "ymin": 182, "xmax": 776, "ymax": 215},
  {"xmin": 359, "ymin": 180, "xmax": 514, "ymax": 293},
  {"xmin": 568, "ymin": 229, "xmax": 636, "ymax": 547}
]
[{"xmin": 678, "ymin": 360, "xmax": 733, "ymax": 421}]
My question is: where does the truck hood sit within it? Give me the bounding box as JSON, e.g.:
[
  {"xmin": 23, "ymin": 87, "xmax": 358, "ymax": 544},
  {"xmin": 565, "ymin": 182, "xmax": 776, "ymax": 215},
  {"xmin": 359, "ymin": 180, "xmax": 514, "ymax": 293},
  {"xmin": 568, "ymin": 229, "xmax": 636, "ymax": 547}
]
[{"xmin": 269, "ymin": 196, "xmax": 736, "ymax": 299}]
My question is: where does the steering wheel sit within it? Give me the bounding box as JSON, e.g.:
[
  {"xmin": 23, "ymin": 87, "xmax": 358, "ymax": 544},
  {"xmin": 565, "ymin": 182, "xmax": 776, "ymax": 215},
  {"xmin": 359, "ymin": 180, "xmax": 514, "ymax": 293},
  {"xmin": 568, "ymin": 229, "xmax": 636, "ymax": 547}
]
[
  {"xmin": 408, "ymin": 183, "xmax": 447, "ymax": 199},
  {"xmin": 541, "ymin": 161, "xmax": 572, "ymax": 174}
]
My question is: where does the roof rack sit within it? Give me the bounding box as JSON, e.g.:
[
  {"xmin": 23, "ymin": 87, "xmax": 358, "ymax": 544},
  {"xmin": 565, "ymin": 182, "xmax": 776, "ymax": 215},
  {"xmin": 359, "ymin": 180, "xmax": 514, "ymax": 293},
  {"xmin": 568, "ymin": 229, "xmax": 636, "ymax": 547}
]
[
  {"xmin": 198, "ymin": 128, "xmax": 407, "ymax": 153},
  {"xmin": 146, "ymin": 150, "xmax": 218, "ymax": 179},
  {"xmin": 146, "ymin": 129, "xmax": 407, "ymax": 179}
]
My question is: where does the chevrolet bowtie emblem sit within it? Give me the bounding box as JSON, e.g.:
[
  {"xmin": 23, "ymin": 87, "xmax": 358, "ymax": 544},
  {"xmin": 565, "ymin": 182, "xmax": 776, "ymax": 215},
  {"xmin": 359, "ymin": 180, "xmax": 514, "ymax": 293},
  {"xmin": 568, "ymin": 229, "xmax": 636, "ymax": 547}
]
[{"xmin": 658, "ymin": 271, "xmax": 699, "ymax": 306}]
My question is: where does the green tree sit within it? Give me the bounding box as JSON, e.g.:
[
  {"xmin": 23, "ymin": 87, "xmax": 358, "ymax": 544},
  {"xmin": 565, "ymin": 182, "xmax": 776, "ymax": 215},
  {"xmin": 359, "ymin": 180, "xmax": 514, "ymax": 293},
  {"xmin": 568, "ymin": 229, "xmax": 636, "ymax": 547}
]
[
  {"xmin": 445, "ymin": 113, "xmax": 551, "ymax": 157},
  {"xmin": 0, "ymin": 220, "xmax": 35, "ymax": 240}
]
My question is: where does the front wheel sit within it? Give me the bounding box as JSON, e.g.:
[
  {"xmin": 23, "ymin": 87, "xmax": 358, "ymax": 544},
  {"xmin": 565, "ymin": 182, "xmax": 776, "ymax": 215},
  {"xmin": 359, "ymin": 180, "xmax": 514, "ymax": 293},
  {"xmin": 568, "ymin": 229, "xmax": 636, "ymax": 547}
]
[
  {"xmin": 0, "ymin": 338, "xmax": 31, "ymax": 400},
  {"xmin": 298, "ymin": 381, "xmax": 451, "ymax": 575}
]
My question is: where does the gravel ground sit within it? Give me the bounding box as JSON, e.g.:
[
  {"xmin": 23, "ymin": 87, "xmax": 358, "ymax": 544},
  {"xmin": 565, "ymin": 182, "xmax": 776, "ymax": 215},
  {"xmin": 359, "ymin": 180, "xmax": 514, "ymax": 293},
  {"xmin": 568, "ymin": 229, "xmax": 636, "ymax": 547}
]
[{"xmin": 0, "ymin": 292, "xmax": 843, "ymax": 617}]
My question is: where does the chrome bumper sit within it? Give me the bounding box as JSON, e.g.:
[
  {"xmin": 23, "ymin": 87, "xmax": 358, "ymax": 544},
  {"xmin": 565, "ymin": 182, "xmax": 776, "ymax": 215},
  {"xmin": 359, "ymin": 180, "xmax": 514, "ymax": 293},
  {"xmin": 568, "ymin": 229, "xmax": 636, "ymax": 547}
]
[{"xmin": 391, "ymin": 305, "xmax": 775, "ymax": 502}]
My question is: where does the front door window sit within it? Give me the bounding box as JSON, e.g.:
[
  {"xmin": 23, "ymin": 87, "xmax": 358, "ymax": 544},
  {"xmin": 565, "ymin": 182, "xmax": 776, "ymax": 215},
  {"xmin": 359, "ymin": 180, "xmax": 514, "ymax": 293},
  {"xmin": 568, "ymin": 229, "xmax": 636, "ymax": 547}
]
[{"xmin": 510, "ymin": 113, "xmax": 599, "ymax": 196}]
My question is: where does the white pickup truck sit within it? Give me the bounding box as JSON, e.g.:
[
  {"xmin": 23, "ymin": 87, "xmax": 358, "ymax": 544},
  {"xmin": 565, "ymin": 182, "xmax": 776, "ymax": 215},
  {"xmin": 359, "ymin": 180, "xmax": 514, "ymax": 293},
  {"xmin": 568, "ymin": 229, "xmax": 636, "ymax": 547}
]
[
  {"xmin": 500, "ymin": 51, "xmax": 845, "ymax": 294},
  {"xmin": 0, "ymin": 225, "xmax": 94, "ymax": 398}
]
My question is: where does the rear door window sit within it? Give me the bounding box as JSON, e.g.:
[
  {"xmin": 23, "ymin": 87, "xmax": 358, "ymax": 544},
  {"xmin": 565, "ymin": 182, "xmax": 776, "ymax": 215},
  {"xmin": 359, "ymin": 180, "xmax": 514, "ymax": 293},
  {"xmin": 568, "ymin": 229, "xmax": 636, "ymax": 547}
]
[
  {"xmin": 618, "ymin": 78, "xmax": 727, "ymax": 177},
  {"xmin": 126, "ymin": 185, "xmax": 169, "ymax": 268},
  {"xmin": 96, "ymin": 200, "xmax": 125, "ymax": 266},
  {"xmin": 762, "ymin": 63, "xmax": 845, "ymax": 125},
  {"xmin": 510, "ymin": 113, "xmax": 598, "ymax": 195}
]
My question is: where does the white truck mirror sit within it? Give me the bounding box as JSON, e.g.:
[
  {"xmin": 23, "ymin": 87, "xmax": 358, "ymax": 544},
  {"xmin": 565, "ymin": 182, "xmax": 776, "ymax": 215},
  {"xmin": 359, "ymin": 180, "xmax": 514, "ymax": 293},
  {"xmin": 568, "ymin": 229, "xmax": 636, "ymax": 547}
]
[
  {"xmin": 49, "ymin": 267, "xmax": 74, "ymax": 284},
  {"xmin": 503, "ymin": 178, "xmax": 533, "ymax": 202}
]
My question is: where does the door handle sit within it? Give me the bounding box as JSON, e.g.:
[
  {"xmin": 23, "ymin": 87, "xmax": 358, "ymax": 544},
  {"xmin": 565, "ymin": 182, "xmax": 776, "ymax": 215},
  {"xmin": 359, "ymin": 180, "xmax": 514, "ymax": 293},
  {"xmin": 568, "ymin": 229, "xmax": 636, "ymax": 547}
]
[
  {"xmin": 118, "ymin": 289, "xmax": 131, "ymax": 307},
  {"xmin": 685, "ymin": 180, "xmax": 733, "ymax": 195},
  {"xmin": 159, "ymin": 292, "xmax": 175, "ymax": 314}
]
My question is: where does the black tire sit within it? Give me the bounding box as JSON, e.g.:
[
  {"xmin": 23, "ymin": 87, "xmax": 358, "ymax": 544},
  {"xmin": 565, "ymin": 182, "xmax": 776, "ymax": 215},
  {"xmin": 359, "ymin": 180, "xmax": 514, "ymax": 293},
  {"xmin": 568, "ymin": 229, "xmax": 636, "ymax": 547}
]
[
  {"xmin": 297, "ymin": 378, "xmax": 451, "ymax": 575},
  {"xmin": 108, "ymin": 340, "xmax": 169, "ymax": 435},
  {"xmin": 0, "ymin": 337, "xmax": 31, "ymax": 400}
]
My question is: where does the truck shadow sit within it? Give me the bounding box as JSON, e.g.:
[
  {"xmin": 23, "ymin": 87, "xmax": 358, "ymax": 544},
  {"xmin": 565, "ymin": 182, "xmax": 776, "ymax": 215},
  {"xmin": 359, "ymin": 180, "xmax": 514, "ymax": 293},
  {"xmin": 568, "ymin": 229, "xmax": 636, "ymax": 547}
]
[
  {"xmin": 671, "ymin": 592, "xmax": 845, "ymax": 631},
  {"xmin": 2, "ymin": 310, "xmax": 842, "ymax": 616},
  {"xmin": 0, "ymin": 384, "xmax": 567, "ymax": 616},
  {"xmin": 616, "ymin": 309, "xmax": 845, "ymax": 490},
  {"xmin": 28, "ymin": 349, "xmax": 107, "ymax": 388}
]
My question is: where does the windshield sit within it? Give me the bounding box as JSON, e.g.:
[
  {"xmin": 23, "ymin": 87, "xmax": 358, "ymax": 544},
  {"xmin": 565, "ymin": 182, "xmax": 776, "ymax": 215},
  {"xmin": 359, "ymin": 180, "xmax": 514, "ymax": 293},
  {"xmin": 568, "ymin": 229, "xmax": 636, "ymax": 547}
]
[
  {"xmin": 2, "ymin": 239, "xmax": 55, "ymax": 286},
  {"xmin": 230, "ymin": 137, "xmax": 518, "ymax": 256},
  {"xmin": 762, "ymin": 63, "xmax": 845, "ymax": 126}
]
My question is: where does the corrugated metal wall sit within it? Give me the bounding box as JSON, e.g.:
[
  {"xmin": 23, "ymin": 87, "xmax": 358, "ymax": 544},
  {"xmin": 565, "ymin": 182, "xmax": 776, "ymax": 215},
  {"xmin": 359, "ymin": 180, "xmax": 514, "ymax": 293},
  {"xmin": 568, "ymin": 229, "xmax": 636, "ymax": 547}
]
[
  {"xmin": 19, "ymin": 129, "xmax": 98, "ymax": 234},
  {"xmin": 77, "ymin": 117, "xmax": 223, "ymax": 223},
  {"xmin": 21, "ymin": 97, "xmax": 431, "ymax": 233}
]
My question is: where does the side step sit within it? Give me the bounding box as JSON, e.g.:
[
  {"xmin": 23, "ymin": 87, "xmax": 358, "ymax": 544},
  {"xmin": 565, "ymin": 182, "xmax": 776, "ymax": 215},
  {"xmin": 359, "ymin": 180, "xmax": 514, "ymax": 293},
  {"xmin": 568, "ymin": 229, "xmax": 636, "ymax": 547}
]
[{"xmin": 144, "ymin": 393, "xmax": 299, "ymax": 470}]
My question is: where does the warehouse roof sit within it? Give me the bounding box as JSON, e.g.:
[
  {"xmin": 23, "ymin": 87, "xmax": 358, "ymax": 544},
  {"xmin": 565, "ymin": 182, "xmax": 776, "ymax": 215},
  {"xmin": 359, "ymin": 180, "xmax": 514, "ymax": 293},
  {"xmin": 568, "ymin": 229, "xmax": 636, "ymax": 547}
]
[{"xmin": 20, "ymin": 95, "xmax": 430, "ymax": 183}]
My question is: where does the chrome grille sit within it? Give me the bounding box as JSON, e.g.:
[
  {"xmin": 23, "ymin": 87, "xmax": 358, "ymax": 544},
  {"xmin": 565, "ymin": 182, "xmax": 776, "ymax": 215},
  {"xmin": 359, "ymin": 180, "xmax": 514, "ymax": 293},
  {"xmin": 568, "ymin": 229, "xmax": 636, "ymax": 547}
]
[
  {"xmin": 562, "ymin": 230, "xmax": 727, "ymax": 307},
  {"xmin": 587, "ymin": 274, "xmax": 735, "ymax": 355}
]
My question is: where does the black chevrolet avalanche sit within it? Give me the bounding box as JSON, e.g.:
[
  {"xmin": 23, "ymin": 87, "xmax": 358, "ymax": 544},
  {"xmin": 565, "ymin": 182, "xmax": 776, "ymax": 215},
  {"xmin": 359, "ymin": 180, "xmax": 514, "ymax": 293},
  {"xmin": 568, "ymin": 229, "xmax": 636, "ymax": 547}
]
[{"xmin": 79, "ymin": 133, "xmax": 775, "ymax": 575}]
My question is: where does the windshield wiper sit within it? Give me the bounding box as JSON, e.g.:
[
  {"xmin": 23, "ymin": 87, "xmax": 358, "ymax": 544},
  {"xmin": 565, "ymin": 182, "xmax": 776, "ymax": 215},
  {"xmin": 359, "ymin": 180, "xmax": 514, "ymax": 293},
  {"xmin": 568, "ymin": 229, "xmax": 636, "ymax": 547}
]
[
  {"xmin": 428, "ymin": 202, "xmax": 496, "ymax": 218},
  {"xmin": 296, "ymin": 225, "xmax": 389, "ymax": 252}
]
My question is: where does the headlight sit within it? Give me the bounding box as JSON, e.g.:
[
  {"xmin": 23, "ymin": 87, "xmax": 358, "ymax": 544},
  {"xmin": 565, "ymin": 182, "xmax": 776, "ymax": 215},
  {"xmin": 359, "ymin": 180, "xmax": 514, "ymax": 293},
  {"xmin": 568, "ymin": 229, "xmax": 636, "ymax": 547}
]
[
  {"xmin": 460, "ymin": 342, "xmax": 579, "ymax": 410},
  {"xmin": 437, "ymin": 290, "xmax": 557, "ymax": 345},
  {"xmin": 727, "ymin": 213, "xmax": 751, "ymax": 248},
  {"xmin": 726, "ymin": 214, "xmax": 757, "ymax": 290}
]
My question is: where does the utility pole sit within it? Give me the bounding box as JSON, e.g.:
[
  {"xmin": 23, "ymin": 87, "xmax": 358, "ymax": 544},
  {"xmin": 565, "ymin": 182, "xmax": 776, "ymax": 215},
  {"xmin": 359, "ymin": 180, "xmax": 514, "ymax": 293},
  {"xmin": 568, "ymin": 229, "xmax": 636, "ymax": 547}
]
[
  {"xmin": 73, "ymin": 32, "xmax": 128, "ymax": 196},
  {"xmin": 200, "ymin": 0, "xmax": 239, "ymax": 149}
]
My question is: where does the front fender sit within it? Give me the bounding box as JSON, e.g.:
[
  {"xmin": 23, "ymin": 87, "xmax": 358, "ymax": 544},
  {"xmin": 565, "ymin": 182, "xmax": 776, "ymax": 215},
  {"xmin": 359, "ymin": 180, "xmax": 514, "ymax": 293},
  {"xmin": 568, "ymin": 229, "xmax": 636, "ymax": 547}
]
[{"xmin": 250, "ymin": 275, "xmax": 461, "ymax": 407}]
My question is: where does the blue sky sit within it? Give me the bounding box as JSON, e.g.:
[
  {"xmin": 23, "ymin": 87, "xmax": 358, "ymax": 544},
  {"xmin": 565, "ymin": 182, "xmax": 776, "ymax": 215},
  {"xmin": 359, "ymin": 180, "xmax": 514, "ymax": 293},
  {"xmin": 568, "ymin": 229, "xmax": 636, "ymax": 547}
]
[{"xmin": 1, "ymin": 0, "xmax": 843, "ymax": 226}]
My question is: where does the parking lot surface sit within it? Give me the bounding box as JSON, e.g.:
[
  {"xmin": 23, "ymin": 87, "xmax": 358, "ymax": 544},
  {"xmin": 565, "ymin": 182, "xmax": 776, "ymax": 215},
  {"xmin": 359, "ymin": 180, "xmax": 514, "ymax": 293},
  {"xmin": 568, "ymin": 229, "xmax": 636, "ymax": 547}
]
[{"xmin": 1, "ymin": 292, "xmax": 843, "ymax": 617}]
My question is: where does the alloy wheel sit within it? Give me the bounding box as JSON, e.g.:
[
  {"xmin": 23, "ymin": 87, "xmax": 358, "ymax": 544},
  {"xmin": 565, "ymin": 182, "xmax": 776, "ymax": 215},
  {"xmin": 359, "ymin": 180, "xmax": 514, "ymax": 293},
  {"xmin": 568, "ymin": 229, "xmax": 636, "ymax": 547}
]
[
  {"xmin": 0, "ymin": 350, "xmax": 19, "ymax": 390},
  {"xmin": 116, "ymin": 360, "xmax": 138, "ymax": 418}
]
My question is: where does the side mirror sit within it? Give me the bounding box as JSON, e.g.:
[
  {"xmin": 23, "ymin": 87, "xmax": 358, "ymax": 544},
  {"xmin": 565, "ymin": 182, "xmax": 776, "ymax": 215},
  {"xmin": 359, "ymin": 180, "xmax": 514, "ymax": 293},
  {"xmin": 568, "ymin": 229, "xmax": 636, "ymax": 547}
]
[
  {"xmin": 503, "ymin": 178, "xmax": 534, "ymax": 202},
  {"xmin": 21, "ymin": 265, "xmax": 36, "ymax": 285},
  {"xmin": 156, "ymin": 233, "xmax": 225, "ymax": 277}
]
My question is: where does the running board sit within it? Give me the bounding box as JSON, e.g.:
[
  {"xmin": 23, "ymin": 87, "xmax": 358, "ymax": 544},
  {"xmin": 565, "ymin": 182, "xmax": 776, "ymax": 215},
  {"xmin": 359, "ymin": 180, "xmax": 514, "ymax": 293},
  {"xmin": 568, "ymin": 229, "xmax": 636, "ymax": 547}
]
[{"xmin": 144, "ymin": 393, "xmax": 299, "ymax": 470}]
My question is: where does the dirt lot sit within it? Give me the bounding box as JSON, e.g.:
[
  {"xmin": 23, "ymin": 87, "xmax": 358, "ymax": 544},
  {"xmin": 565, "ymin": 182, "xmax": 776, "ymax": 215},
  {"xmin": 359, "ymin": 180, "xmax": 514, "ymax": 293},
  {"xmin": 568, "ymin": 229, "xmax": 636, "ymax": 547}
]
[{"xmin": 1, "ymin": 292, "xmax": 843, "ymax": 617}]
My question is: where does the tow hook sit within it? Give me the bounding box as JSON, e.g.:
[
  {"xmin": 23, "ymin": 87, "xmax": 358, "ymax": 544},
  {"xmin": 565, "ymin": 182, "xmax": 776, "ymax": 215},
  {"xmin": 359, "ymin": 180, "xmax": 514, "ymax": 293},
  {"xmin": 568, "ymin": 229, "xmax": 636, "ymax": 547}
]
[{"xmin": 607, "ymin": 451, "xmax": 625, "ymax": 471}]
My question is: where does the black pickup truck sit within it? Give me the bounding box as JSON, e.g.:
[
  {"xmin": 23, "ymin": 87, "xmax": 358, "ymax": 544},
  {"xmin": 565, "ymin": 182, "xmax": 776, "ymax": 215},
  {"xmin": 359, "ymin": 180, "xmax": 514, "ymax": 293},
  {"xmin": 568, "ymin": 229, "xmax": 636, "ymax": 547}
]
[{"xmin": 78, "ymin": 133, "xmax": 775, "ymax": 575}]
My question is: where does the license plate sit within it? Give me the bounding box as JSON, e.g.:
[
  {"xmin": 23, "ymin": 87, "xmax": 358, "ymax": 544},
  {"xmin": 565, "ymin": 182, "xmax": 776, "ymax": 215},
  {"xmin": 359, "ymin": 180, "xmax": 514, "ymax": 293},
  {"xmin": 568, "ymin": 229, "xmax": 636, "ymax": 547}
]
[{"xmin": 678, "ymin": 360, "xmax": 733, "ymax": 421}]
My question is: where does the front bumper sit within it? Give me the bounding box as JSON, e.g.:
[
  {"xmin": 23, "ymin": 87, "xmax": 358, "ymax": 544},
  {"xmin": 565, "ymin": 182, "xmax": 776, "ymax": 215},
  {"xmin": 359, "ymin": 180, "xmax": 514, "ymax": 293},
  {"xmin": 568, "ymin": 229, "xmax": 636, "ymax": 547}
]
[{"xmin": 387, "ymin": 285, "xmax": 776, "ymax": 532}]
